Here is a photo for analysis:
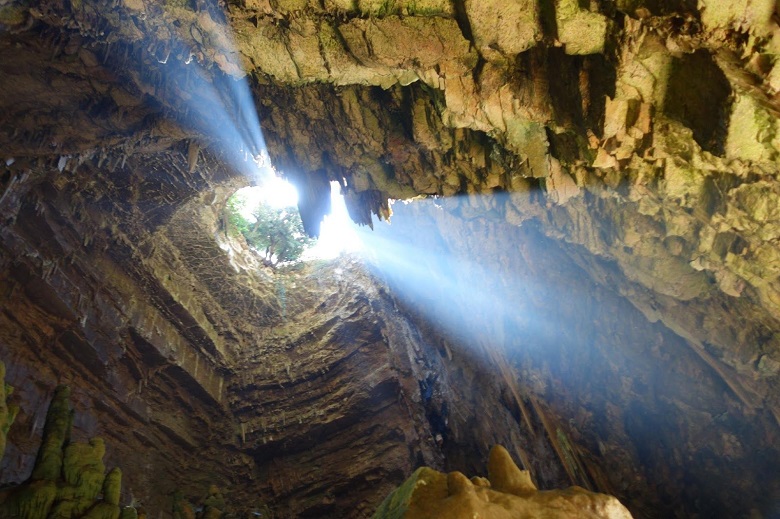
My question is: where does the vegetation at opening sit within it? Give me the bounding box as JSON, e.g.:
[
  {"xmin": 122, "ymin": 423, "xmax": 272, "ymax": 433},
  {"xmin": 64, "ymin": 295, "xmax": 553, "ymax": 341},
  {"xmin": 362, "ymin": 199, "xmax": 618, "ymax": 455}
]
[{"xmin": 226, "ymin": 194, "xmax": 315, "ymax": 267}]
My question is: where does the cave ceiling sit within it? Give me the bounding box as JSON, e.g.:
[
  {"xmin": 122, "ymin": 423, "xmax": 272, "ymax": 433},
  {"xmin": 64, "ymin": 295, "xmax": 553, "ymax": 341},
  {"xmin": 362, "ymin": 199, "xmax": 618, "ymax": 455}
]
[{"xmin": 1, "ymin": 0, "xmax": 780, "ymax": 517}]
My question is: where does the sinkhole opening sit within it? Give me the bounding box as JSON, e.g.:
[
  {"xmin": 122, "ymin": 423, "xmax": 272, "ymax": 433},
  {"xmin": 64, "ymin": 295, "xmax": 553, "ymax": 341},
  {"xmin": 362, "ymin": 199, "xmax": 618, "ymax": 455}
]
[{"xmin": 225, "ymin": 179, "xmax": 360, "ymax": 268}]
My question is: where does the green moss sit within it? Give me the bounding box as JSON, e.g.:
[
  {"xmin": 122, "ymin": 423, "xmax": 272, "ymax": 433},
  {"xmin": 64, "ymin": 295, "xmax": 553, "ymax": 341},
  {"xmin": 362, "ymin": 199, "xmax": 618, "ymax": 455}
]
[
  {"xmin": 48, "ymin": 497, "xmax": 98, "ymax": 519},
  {"xmin": 172, "ymin": 491, "xmax": 196, "ymax": 519},
  {"xmin": 82, "ymin": 502, "xmax": 121, "ymax": 519},
  {"xmin": 0, "ymin": 5, "xmax": 27, "ymax": 25},
  {"xmin": 31, "ymin": 386, "xmax": 72, "ymax": 481},
  {"xmin": 0, "ymin": 480, "xmax": 58, "ymax": 519},
  {"xmin": 0, "ymin": 362, "xmax": 19, "ymax": 463},
  {"xmin": 62, "ymin": 438, "xmax": 106, "ymax": 499},
  {"xmin": 372, "ymin": 467, "xmax": 437, "ymax": 519},
  {"xmin": 120, "ymin": 507, "xmax": 139, "ymax": 519},
  {"xmin": 405, "ymin": 1, "xmax": 447, "ymax": 16},
  {"xmin": 202, "ymin": 486, "xmax": 225, "ymax": 510},
  {"xmin": 0, "ymin": 379, "xmax": 134, "ymax": 519},
  {"xmin": 103, "ymin": 468, "xmax": 122, "ymax": 506}
]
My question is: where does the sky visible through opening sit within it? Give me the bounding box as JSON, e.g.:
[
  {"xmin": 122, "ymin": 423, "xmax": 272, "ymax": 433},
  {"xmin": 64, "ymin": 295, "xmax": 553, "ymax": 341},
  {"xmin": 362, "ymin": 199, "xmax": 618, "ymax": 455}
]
[{"xmin": 233, "ymin": 179, "xmax": 361, "ymax": 261}]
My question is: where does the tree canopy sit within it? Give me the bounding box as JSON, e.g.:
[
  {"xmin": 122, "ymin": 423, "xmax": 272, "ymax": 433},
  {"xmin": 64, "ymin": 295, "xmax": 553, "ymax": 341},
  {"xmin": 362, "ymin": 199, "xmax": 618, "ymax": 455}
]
[{"xmin": 226, "ymin": 195, "xmax": 315, "ymax": 266}]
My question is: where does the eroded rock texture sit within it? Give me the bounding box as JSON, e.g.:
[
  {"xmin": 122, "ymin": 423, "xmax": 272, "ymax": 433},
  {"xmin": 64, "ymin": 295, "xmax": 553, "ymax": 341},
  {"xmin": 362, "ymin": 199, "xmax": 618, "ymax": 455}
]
[
  {"xmin": 1, "ymin": 0, "xmax": 780, "ymax": 518},
  {"xmin": 362, "ymin": 198, "xmax": 780, "ymax": 517}
]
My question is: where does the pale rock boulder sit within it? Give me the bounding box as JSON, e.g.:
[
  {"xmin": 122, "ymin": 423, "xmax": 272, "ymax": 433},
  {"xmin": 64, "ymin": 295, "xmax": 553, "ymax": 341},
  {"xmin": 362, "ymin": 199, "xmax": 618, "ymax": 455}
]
[{"xmin": 373, "ymin": 445, "xmax": 633, "ymax": 518}]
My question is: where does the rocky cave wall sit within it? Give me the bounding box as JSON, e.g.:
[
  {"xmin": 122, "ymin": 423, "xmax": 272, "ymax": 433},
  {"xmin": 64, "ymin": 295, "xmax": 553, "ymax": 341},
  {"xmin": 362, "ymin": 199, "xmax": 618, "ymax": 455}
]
[
  {"xmin": 0, "ymin": 160, "xmax": 576, "ymax": 517},
  {"xmin": 0, "ymin": 151, "xmax": 253, "ymax": 512},
  {"xmin": 364, "ymin": 199, "xmax": 780, "ymax": 517},
  {"xmin": 1, "ymin": 0, "xmax": 780, "ymax": 517}
]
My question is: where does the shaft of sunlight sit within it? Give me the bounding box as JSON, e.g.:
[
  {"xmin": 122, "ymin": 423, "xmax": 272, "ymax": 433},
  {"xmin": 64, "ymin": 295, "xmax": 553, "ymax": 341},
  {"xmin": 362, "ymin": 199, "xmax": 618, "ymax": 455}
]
[
  {"xmin": 304, "ymin": 182, "xmax": 361, "ymax": 259},
  {"xmin": 355, "ymin": 195, "xmax": 565, "ymax": 352},
  {"xmin": 145, "ymin": 0, "xmax": 269, "ymax": 181}
]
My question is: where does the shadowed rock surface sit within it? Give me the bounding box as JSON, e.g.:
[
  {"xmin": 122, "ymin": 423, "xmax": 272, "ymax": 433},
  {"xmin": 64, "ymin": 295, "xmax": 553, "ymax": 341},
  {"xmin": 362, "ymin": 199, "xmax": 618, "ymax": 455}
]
[{"xmin": 1, "ymin": 0, "xmax": 779, "ymax": 517}]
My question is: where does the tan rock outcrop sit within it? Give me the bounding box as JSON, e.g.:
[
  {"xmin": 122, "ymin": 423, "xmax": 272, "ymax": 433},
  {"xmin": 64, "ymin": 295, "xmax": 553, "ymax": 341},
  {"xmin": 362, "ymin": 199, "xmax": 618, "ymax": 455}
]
[{"xmin": 374, "ymin": 446, "xmax": 632, "ymax": 518}]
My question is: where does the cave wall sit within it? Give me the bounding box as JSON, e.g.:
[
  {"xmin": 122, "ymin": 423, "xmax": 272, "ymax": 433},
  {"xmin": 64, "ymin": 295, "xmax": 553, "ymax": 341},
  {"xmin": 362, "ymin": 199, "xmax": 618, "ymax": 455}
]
[
  {"xmin": 0, "ymin": 153, "xmax": 568, "ymax": 517},
  {"xmin": 223, "ymin": 259, "xmax": 546, "ymax": 517},
  {"xmin": 1, "ymin": 0, "xmax": 780, "ymax": 517},
  {"xmin": 0, "ymin": 152, "xmax": 255, "ymax": 512},
  {"xmin": 364, "ymin": 199, "xmax": 780, "ymax": 517}
]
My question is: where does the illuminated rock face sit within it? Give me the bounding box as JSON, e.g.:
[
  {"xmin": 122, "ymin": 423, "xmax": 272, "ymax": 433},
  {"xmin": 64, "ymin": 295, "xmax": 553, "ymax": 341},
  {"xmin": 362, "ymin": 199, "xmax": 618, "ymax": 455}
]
[
  {"xmin": 374, "ymin": 446, "xmax": 633, "ymax": 519},
  {"xmin": 1, "ymin": 0, "xmax": 780, "ymax": 518}
]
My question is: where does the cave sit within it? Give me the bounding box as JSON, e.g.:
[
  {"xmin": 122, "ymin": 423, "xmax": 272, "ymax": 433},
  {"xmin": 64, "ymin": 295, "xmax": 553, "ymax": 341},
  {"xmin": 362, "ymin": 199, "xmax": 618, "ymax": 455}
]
[{"xmin": 1, "ymin": 0, "xmax": 779, "ymax": 518}]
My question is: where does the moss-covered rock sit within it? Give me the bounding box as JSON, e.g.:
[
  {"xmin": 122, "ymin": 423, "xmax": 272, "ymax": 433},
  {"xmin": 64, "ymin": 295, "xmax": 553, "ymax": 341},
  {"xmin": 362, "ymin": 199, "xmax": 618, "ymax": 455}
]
[
  {"xmin": 120, "ymin": 506, "xmax": 139, "ymax": 519},
  {"xmin": 0, "ymin": 480, "xmax": 58, "ymax": 519},
  {"xmin": 0, "ymin": 362, "xmax": 19, "ymax": 463},
  {"xmin": 0, "ymin": 384, "xmax": 133, "ymax": 519},
  {"xmin": 172, "ymin": 491, "xmax": 196, "ymax": 519},
  {"xmin": 31, "ymin": 386, "xmax": 72, "ymax": 482}
]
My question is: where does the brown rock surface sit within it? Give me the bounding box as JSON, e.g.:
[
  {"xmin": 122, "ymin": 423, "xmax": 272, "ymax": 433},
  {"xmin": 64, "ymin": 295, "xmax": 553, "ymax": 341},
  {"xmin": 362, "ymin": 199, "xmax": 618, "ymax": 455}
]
[{"xmin": 0, "ymin": 0, "xmax": 779, "ymax": 518}]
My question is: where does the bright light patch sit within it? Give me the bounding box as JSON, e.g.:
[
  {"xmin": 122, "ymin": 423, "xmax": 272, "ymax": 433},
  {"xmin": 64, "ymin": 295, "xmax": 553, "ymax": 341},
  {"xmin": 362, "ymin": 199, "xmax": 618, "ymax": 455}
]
[
  {"xmin": 233, "ymin": 180, "xmax": 359, "ymax": 260},
  {"xmin": 259, "ymin": 176, "xmax": 299, "ymax": 208},
  {"xmin": 305, "ymin": 182, "xmax": 361, "ymax": 260},
  {"xmin": 233, "ymin": 177, "xmax": 299, "ymax": 220}
]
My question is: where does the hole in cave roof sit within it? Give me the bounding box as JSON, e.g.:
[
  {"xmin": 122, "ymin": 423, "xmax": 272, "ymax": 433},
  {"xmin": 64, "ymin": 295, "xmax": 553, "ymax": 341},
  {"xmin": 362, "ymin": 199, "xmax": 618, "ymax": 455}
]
[{"xmin": 224, "ymin": 180, "xmax": 360, "ymax": 269}]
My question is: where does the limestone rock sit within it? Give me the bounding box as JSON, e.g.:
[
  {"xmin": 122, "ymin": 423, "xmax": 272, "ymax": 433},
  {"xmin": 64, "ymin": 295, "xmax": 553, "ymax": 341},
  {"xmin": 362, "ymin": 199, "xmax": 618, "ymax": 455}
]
[
  {"xmin": 1, "ymin": 0, "xmax": 780, "ymax": 517},
  {"xmin": 465, "ymin": 0, "xmax": 539, "ymax": 61},
  {"xmin": 487, "ymin": 445, "xmax": 537, "ymax": 495},
  {"xmin": 555, "ymin": 0, "xmax": 609, "ymax": 55},
  {"xmin": 373, "ymin": 445, "xmax": 632, "ymax": 518}
]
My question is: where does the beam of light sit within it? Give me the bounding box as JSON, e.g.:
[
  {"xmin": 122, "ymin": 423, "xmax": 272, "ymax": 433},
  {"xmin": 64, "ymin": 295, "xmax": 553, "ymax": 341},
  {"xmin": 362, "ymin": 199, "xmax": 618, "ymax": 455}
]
[
  {"xmin": 356, "ymin": 231, "xmax": 540, "ymax": 349},
  {"xmin": 234, "ymin": 177, "xmax": 299, "ymax": 215},
  {"xmin": 353, "ymin": 193, "xmax": 581, "ymax": 355},
  {"xmin": 304, "ymin": 182, "xmax": 361, "ymax": 260},
  {"xmin": 234, "ymin": 180, "xmax": 361, "ymax": 260},
  {"xmin": 140, "ymin": 2, "xmax": 270, "ymax": 183}
]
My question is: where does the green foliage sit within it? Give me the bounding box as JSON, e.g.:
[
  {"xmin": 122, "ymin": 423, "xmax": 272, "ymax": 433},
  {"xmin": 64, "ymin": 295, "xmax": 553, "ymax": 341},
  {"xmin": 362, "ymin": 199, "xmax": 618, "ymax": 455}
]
[
  {"xmin": 225, "ymin": 194, "xmax": 315, "ymax": 267},
  {"xmin": 226, "ymin": 196, "xmax": 250, "ymax": 237}
]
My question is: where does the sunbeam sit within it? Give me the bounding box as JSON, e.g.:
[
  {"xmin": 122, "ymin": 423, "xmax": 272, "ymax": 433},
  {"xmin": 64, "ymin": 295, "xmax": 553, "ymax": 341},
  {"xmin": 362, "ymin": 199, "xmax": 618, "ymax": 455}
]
[
  {"xmin": 305, "ymin": 182, "xmax": 361, "ymax": 259},
  {"xmin": 143, "ymin": 1, "xmax": 269, "ymax": 181},
  {"xmin": 354, "ymin": 193, "xmax": 625, "ymax": 368},
  {"xmin": 357, "ymin": 210, "xmax": 552, "ymax": 351}
]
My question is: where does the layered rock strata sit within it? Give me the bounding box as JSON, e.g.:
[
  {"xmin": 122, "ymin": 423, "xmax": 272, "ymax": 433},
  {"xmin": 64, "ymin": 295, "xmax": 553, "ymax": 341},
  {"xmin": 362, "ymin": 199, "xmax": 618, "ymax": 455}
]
[
  {"xmin": 364, "ymin": 199, "xmax": 780, "ymax": 518},
  {"xmin": 0, "ymin": 0, "xmax": 779, "ymax": 518}
]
